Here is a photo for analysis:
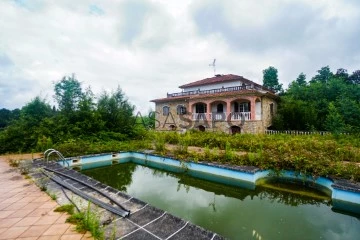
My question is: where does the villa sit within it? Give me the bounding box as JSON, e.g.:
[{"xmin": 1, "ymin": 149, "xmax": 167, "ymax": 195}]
[{"xmin": 151, "ymin": 74, "xmax": 278, "ymax": 134}]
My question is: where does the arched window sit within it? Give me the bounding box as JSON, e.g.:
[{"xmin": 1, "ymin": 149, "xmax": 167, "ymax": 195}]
[
  {"xmin": 176, "ymin": 105, "xmax": 186, "ymax": 115},
  {"xmin": 163, "ymin": 106, "xmax": 170, "ymax": 116}
]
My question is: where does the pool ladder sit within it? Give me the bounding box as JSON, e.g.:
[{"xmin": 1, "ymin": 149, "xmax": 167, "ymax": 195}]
[{"xmin": 44, "ymin": 149, "xmax": 70, "ymax": 168}]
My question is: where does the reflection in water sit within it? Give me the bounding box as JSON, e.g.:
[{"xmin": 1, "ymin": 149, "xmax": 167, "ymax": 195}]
[
  {"xmin": 83, "ymin": 162, "xmax": 136, "ymax": 192},
  {"xmin": 82, "ymin": 162, "xmax": 360, "ymax": 240}
]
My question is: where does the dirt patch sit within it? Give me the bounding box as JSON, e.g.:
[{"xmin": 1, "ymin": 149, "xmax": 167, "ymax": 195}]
[
  {"xmin": 342, "ymin": 161, "xmax": 360, "ymax": 167},
  {"xmin": 0, "ymin": 153, "xmax": 42, "ymax": 163},
  {"xmin": 10, "ymin": 175, "xmax": 23, "ymax": 181},
  {"xmin": 166, "ymin": 144, "xmax": 247, "ymax": 156}
]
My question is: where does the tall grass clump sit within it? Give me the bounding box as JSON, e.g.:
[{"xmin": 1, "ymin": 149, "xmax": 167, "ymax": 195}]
[
  {"xmin": 154, "ymin": 134, "xmax": 166, "ymax": 153},
  {"xmin": 66, "ymin": 202, "xmax": 104, "ymax": 240}
]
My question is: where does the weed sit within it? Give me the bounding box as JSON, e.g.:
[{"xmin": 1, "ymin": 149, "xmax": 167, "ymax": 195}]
[
  {"xmin": 55, "ymin": 204, "xmax": 75, "ymax": 215},
  {"xmin": 66, "ymin": 202, "xmax": 104, "ymax": 239},
  {"xmin": 47, "ymin": 192, "xmax": 57, "ymax": 200},
  {"xmin": 19, "ymin": 160, "xmax": 32, "ymax": 175},
  {"xmin": 9, "ymin": 159, "xmax": 19, "ymax": 167},
  {"xmin": 224, "ymin": 141, "xmax": 234, "ymax": 162},
  {"xmin": 204, "ymin": 145, "xmax": 210, "ymax": 159},
  {"xmin": 35, "ymin": 176, "xmax": 48, "ymax": 191},
  {"xmin": 154, "ymin": 135, "xmax": 166, "ymax": 152}
]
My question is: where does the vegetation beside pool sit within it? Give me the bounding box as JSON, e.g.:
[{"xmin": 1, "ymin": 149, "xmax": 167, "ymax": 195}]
[
  {"xmin": 1, "ymin": 73, "xmax": 359, "ymax": 182},
  {"xmin": 51, "ymin": 131, "xmax": 360, "ymax": 182}
]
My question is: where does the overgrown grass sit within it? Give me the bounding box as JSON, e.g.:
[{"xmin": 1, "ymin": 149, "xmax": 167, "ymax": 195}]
[
  {"xmin": 54, "ymin": 204, "xmax": 75, "ymax": 215},
  {"xmin": 66, "ymin": 202, "xmax": 104, "ymax": 240},
  {"xmin": 153, "ymin": 131, "xmax": 360, "ymax": 181},
  {"xmin": 8, "ymin": 130, "xmax": 360, "ymax": 181},
  {"xmin": 55, "ymin": 203, "xmax": 104, "ymax": 240}
]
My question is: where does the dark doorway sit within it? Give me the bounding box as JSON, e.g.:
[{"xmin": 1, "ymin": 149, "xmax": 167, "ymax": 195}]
[
  {"xmin": 230, "ymin": 126, "xmax": 241, "ymax": 135},
  {"xmin": 198, "ymin": 125, "xmax": 206, "ymax": 132}
]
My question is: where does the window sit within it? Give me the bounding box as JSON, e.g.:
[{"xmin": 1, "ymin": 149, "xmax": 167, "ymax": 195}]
[
  {"xmin": 234, "ymin": 102, "xmax": 250, "ymax": 112},
  {"xmin": 270, "ymin": 103, "xmax": 274, "ymax": 116},
  {"xmin": 177, "ymin": 105, "xmax": 186, "ymax": 115},
  {"xmin": 163, "ymin": 106, "xmax": 170, "ymax": 116},
  {"xmin": 239, "ymin": 102, "xmax": 250, "ymax": 112},
  {"xmin": 195, "ymin": 103, "xmax": 207, "ymax": 113},
  {"xmin": 217, "ymin": 103, "xmax": 223, "ymax": 113},
  {"xmin": 234, "ymin": 102, "xmax": 239, "ymax": 112}
]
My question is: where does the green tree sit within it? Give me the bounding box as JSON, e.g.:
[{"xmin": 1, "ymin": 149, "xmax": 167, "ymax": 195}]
[
  {"xmin": 262, "ymin": 66, "xmax": 283, "ymax": 94},
  {"xmin": 74, "ymin": 87, "xmax": 104, "ymax": 135},
  {"xmin": 335, "ymin": 68, "xmax": 349, "ymax": 83},
  {"xmin": 310, "ymin": 66, "xmax": 333, "ymax": 83},
  {"xmin": 54, "ymin": 74, "xmax": 83, "ymax": 114},
  {"xmin": 0, "ymin": 108, "xmax": 20, "ymax": 129},
  {"xmin": 349, "ymin": 70, "xmax": 360, "ymax": 84},
  {"xmin": 335, "ymin": 98, "xmax": 360, "ymax": 132},
  {"xmin": 0, "ymin": 108, "xmax": 12, "ymax": 129},
  {"xmin": 0, "ymin": 97, "xmax": 53, "ymax": 153},
  {"xmin": 97, "ymin": 86, "xmax": 135, "ymax": 136},
  {"xmin": 295, "ymin": 72, "xmax": 307, "ymax": 86},
  {"xmin": 324, "ymin": 102, "xmax": 346, "ymax": 134}
]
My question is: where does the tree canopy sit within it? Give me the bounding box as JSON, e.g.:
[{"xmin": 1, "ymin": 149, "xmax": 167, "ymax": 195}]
[
  {"xmin": 262, "ymin": 66, "xmax": 283, "ymax": 94},
  {"xmin": 0, "ymin": 75, "xmax": 144, "ymax": 154},
  {"xmin": 273, "ymin": 66, "xmax": 360, "ymax": 133}
]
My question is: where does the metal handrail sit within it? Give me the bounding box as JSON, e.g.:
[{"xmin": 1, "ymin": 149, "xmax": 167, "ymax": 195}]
[{"xmin": 44, "ymin": 149, "xmax": 69, "ymax": 167}]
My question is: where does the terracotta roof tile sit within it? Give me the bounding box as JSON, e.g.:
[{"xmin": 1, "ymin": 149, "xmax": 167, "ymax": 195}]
[{"xmin": 179, "ymin": 74, "xmax": 263, "ymax": 89}]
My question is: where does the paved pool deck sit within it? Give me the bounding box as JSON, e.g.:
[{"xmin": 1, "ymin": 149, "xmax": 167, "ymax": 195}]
[
  {"xmin": 0, "ymin": 157, "xmax": 92, "ymax": 240},
  {"xmin": 30, "ymin": 160, "xmax": 224, "ymax": 240}
]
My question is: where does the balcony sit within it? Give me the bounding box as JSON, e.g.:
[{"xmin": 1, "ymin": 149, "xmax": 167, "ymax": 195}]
[
  {"xmin": 192, "ymin": 112, "xmax": 251, "ymax": 121},
  {"xmin": 167, "ymin": 85, "xmax": 260, "ymax": 98}
]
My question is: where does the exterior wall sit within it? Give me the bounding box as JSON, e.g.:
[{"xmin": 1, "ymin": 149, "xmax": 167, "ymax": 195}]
[
  {"xmin": 182, "ymin": 80, "xmax": 242, "ymax": 92},
  {"xmin": 155, "ymin": 100, "xmax": 190, "ymax": 131},
  {"xmin": 261, "ymin": 96, "xmax": 277, "ymax": 128},
  {"xmin": 206, "ymin": 121, "xmax": 264, "ymax": 134},
  {"xmin": 154, "ymin": 94, "xmax": 277, "ymax": 134}
]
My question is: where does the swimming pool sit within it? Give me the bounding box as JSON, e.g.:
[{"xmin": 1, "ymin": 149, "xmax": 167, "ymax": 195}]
[{"xmin": 77, "ymin": 156, "xmax": 360, "ymax": 240}]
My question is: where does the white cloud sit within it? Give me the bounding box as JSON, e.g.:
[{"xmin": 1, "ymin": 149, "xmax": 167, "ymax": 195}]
[{"xmin": 0, "ymin": 0, "xmax": 359, "ymax": 112}]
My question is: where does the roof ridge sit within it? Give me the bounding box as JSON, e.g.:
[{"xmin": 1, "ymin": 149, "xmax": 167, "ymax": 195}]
[{"xmin": 179, "ymin": 74, "xmax": 261, "ymax": 89}]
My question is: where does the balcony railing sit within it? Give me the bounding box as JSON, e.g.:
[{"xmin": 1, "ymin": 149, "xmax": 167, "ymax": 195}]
[
  {"xmin": 231, "ymin": 112, "xmax": 251, "ymax": 121},
  {"xmin": 167, "ymin": 85, "xmax": 260, "ymax": 98},
  {"xmin": 192, "ymin": 112, "xmax": 251, "ymax": 121}
]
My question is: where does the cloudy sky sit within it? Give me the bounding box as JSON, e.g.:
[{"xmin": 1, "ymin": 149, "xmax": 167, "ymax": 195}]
[{"xmin": 1, "ymin": 0, "xmax": 359, "ymax": 112}]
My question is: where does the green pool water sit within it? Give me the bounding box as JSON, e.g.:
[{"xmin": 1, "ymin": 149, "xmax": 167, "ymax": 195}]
[{"xmin": 82, "ymin": 161, "xmax": 360, "ymax": 240}]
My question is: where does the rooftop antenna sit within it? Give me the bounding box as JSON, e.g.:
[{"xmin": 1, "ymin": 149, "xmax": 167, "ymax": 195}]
[{"xmin": 209, "ymin": 58, "xmax": 216, "ymax": 76}]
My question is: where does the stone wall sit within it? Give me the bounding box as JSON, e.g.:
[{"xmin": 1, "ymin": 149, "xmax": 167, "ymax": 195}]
[
  {"xmin": 155, "ymin": 100, "xmax": 190, "ymax": 131},
  {"xmin": 261, "ymin": 96, "xmax": 277, "ymax": 128},
  {"xmin": 205, "ymin": 120, "xmax": 264, "ymax": 134},
  {"xmin": 154, "ymin": 95, "xmax": 277, "ymax": 133}
]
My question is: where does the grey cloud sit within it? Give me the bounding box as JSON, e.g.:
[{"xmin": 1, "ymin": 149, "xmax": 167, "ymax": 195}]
[
  {"xmin": 192, "ymin": 1, "xmax": 328, "ymax": 52},
  {"xmin": 116, "ymin": 0, "xmax": 172, "ymax": 50},
  {"xmin": 118, "ymin": 0, "xmax": 152, "ymax": 44},
  {"xmin": 0, "ymin": 53, "xmax": 14, "ymax": 69},
  {"xmin": 191, "ymin": 0, "xmax": 360, "ymax": 83}
]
